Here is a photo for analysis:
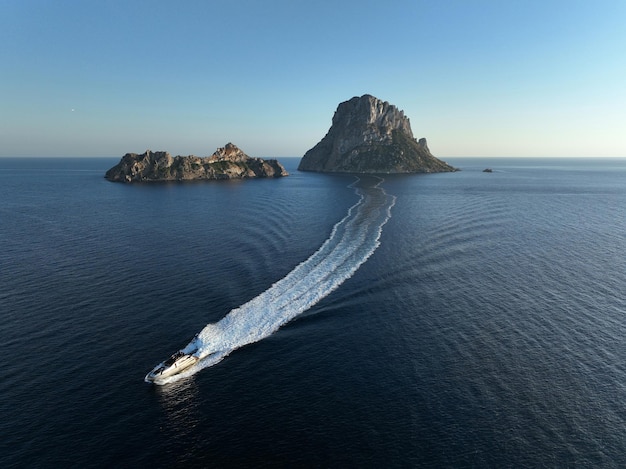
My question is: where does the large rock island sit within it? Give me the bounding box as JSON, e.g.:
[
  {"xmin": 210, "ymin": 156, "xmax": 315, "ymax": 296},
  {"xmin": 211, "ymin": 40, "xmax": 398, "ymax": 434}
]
[
  {"xmin": 298, "ymin": 94, "xmax": 456, "ymax": 173},
  {"xmin": 105, "ymin": 143, "xmax": 288, "ymax": 182}
]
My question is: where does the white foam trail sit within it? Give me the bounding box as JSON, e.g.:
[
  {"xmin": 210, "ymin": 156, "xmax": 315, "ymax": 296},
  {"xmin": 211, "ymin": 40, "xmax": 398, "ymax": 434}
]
[{"xmin": 156, "ymin": 177, "xmax": 395, "ymax": 384}]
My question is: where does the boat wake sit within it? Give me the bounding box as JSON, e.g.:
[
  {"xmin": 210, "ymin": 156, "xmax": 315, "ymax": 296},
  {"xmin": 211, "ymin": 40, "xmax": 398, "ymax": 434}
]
[{"xmin": 152, "ymin": 176, "xmax": 395, "ymax": 384}]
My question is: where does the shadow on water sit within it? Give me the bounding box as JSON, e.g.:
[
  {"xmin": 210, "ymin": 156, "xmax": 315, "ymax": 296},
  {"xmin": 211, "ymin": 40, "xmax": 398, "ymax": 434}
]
[
  {"xmin": 151, "ymin": 377, "xmax": 205, "ymax": 464},
  {"xmin": 155, "ymin": 376, "xmax": 201, "ymax": 423}
]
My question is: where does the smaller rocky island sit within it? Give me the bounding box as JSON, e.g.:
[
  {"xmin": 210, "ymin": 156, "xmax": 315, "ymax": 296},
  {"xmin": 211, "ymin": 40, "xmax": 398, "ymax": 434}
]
[{"xmin": 105, "ymin": 143, "xmax": 288, "ymax": 183}]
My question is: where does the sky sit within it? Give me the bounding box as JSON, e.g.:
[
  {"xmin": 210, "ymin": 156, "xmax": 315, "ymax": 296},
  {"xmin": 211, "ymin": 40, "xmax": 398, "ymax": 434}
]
[{"xmin": 2, "ymin": 0, "xmax": 625, "ymax": 158}]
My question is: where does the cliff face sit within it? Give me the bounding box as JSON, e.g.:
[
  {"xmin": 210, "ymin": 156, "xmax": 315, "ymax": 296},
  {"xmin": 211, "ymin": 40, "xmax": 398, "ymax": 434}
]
[
  {"xmin": 298, "ymin": 94, "xmax": 456, "ymax": 173},
  {"xmin": 105, "ymin": 143, "xmax": 288, "ymax": 183}
]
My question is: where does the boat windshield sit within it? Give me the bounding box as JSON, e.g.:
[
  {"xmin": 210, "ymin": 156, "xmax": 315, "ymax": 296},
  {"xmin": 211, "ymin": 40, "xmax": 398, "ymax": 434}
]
[{"xmin": 163, "ymin": 351, "xmax": 185, "ymax": 366}]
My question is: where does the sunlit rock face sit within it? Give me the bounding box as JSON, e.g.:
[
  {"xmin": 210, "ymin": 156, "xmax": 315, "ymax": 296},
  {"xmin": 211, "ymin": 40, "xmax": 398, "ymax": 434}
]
[
  {"xmin": 105, "ymin": 143, "xmax": 288, "ymax": 182},
  {"xmin": 298, "ymin": 94, "xmax": 456, "ymax": 174}
]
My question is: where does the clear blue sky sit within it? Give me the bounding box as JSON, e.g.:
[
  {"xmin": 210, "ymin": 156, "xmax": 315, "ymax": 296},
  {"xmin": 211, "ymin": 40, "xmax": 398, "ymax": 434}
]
[{"xmin": 2, "ymin": 0, "xmax": 625, "ymax": 157}]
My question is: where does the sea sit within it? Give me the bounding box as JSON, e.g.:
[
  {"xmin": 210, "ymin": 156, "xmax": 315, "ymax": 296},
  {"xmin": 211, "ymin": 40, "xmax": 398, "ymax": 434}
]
[{"xmin": 1, "ymin": 156, "xmax": 625, "ymax": 468}]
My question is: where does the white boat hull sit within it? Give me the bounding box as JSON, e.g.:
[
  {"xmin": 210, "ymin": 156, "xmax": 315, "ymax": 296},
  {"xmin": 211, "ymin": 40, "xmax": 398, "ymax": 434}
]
[{"xmin": 145, "ymin": 350, "xmax": 199, "ymax": 383}]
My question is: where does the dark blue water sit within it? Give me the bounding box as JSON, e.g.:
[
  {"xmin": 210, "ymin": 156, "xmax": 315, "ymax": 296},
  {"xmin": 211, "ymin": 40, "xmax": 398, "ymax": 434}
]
[{"xmin": 1, "ymin": 157, "xmax": 625, "ymax": 467}]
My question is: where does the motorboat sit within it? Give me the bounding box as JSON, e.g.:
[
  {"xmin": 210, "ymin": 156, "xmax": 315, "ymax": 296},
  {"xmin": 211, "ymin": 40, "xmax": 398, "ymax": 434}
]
[{"xmin": 145, "ymin": 342, "xmax": 200, "ymax": 383}]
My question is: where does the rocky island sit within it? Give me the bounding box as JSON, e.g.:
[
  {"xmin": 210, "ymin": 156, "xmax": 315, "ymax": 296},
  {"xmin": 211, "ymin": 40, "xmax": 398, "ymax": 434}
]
[
  {"xmin": 298, "ymin": 94, "xmax": 456, "ymax": 174},
  {"xmin": 105, "ymin": 143, "xmax": 288, "ymax": 183}
]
